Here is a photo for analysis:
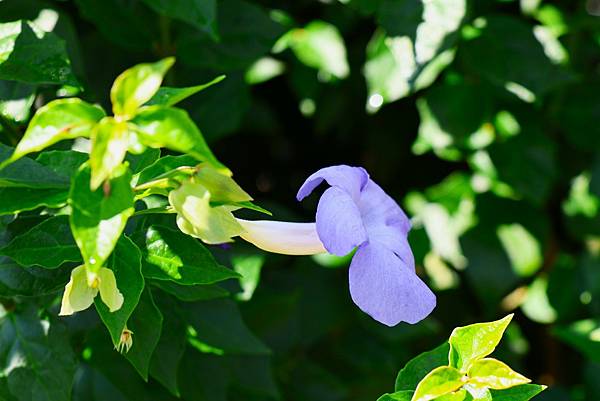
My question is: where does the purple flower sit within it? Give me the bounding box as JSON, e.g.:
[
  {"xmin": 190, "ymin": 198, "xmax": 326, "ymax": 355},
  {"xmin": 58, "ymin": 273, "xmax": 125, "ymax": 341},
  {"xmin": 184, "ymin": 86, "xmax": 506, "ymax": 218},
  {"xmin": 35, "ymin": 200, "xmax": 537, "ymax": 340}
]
[{"xmin": 237, "ymin": 165, "xmax": 436, "ymax": 326}]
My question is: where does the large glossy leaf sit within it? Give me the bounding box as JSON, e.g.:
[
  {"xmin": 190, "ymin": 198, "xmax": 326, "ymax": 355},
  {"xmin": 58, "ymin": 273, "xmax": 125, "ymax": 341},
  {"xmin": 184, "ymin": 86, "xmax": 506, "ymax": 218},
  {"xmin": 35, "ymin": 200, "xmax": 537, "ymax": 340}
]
[
  {"xmin": 95, "ymin": 236, "xmax": 144, "ymax": 347},
  {"xmin": 449, "ymin": 315, "xmax": 513, "ymax": 372},
  {"xmin": 2, "ymin": 99, "xmax": 104, "ymax": 165},
  {"xmin": 0, "ymin": 307, "xmax": 76, "ymax": 401},
  {"xmin": 395, "ymin": 343, "xmax": 450, "ymax": 391},
  {"xmin": 137, "ymin": 225, "xmax": 239, "ymax": 285},
  {"xmin": 0, "ymin": 216, "xmax": 79, "ymax": 268},
  {"xmin": 69, "ymin": 163, "xmax": 134, "ymax": 270},
  {"xmin": 0, "ymin": 187, "xmax": 68, "ymax": 216},
  {"xmin": 0, "ymin": 20, "xmax": 77, "ymax": 85},
  {"xmin": 0, "ymin": 143, "xmax": 69, "ymax": 188},
  {"xmin": 131, "ymin": 106, "xmax": 225, "ymax": 171},
  {"xmin": 141, "ymin": 0, "xmax": 217, "ymax": 37}
]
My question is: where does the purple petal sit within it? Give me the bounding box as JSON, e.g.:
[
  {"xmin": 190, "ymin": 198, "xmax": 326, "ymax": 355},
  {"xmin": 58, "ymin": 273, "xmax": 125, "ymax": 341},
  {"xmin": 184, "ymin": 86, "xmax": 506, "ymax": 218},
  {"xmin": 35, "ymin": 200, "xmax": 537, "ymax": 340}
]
[
  {"xmin": 297, "ymin": 165, "xmax": 369, "ymax": 202},
  {"xmin": 316, "ymin": 187, "xmax": 368, "ymax": 255},
  {"xmin": 349, "ymin": 242, "xmax": 436, "ymax": 326},
  {"xmin": 358, "ymin": 180, "xmax": 412, "ymax": 254}
]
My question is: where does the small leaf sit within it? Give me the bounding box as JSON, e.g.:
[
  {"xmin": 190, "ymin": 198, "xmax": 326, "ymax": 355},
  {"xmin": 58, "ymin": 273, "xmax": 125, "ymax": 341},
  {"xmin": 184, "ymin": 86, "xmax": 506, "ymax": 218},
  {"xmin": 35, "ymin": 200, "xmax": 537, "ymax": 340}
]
[
  {"xmin": 89, "ymin": 118, "xmax": 129, "ymax": 190},
  {"xmin": 0, "ymin": 216, "xmax": 79, "ymax": 268},
  {"xmin": 195, "ymin": 164, "xmax": 252, "ymax": 203},
  {"xmin": 464, "ymin": 385, "xmax": 491, "ymax": 401},
  {"xmin": 0, "ymin": 81, "xmax": 35, "ymax": 123},
  {"xmin": 0, "ymin": 20, "xmax": 78, "ymax": 85},
  {"xmin": 124, "ymin": 287, "xmax": 163, "ymax": 380},
  {"xmin": 146, "ymin": 75, "xmax": 225, "ymax": 106},
  {"xmin": 449, "ymin": 314, "xmax": 513, "ymax": 372},
  {"xmin": 396, "ymin": 343, "xmax": 450, "ymax": 391},
  {"xmin": 412, "ymin": 366, "xmax": 465, "ymax": 401},
  {"xmin": 69, "ymin": 163, "xmax": 134, "ymax": 271},
  {"xmin": 95, "ymin": 236, "xmax": 144, "ymax": 347},
  {"xmin": 111, "ymin": 58, "xmax": 174, "ymax": 118},
  {"xmin": 2, "ymin": 99, "xmax": 104, "ymax": 166},
  {"xmin": 138, "ymin": 225, "xmax": 240, "ymax": 285},
  {"xmin": 489, "ymin": 384, "xmax": 546, "ymax": 401},
  {"xmin": 468, "ymin": 358, "xmax": 530, "ymax": 390},
  {"xmin": 131, "ymin": 106, "xmax": 226, "ymax": 172},
  {"xmin": 377, "ymin": 391, "xmax": 414, "ymax": 401},
  {"xmin": 133, "ymin": 154, "xmax": 198, "ymax": 187}
]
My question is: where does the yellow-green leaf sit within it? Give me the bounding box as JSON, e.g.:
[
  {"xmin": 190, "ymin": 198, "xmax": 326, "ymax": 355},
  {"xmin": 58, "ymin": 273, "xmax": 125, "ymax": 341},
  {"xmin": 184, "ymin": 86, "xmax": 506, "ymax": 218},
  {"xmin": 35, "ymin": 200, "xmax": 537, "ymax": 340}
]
[
  {"xmin": 89, "ymin": 118, "xmax": 129, "ymax": 190},
  {"xmin": 468, "ymin": 358, "xmax": 530, "ymax": 390},
  {"xmin": 412, "ymin": 366, "xmax": 465, "ymax": 401}
]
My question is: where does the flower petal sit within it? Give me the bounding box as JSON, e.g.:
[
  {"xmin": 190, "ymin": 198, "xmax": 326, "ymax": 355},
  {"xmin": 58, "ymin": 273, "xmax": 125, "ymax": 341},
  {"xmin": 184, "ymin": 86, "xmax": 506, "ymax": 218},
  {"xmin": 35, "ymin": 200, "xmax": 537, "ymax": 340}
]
[
  {"xmin": 97, "ymin": 267, "xmax": 124, "ymax": 312},
  {"xmin": 316, "ymin": 187, "xmax": 368, "ymax": 255},
  {"xmin": 358, "ymin": 179, "xmax": 412, "ymax": 253},
  {"xmin": 348, "ymin": 242, "xmax": 436, "ymax": 326},
  {"xmin": 59, "ymin": 265, "xmax": 97, "ymax": 316},
  {"xmin": 237, "ymin": 219, "xmax": 326, "ymax": 255},
  {"xmin": 297, "ymin": 165, "xmax": 369, "ymax": 202}
]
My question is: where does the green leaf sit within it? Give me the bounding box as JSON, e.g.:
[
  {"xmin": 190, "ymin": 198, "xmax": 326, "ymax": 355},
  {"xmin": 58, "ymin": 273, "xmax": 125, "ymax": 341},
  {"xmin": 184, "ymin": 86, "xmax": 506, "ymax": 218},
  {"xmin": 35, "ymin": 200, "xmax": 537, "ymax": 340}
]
[
  {"xmin": 0, "ymin": 187, "xmax": 68, "ymax": 215},
  {"xmin": 110, "ymin": 58, "xmax": 174, "ymax": 118},
  {"xmin": 146, "ymin": 76, "xmax": 225, "ymax": 107},
  {"xmin": 95, "ymin": 236, "xmax": 144, "ymax": 347},
  {"xmin": 468, "ymin": 358, "xmax": 530, "ymax": 390},
  {"xmin": 0, "ymin": 216, "xmax": 79, "ymax": 268},
  {"xmin": 125, "ymin": 147, "xmax": 161, "ymax": 174},
  {"xmin": 138, "ymin": 225, "xmax": 240, "ymax": 285},
  {"xmin": 396, "ymin": 343, "xmax": 450, "ymax": 391},
  {"xmin": 35, "ymin": 150, "xmax": 88, "ymax": 178},
  {"xmin": 69, "ymin": 163, "xmax": 135, "ymax": 271},
  {"xmin": 497, "ymin": 224, "xmax": 542, "ymax": 277},
  {"xmin": 150, "ymin": 280, "xmax": 229, "ymax": 301},
  {"xmin": 378, "ymin": 391, "xmax": 414, "ymax": 401},
  {"xmin": 89, "ymin": 118, "xmax": 129, "ymax": 190},
  {"xmin": 0, "ymin": 143, "xmax": 69, "ymax": 188},
  {"xmin": 460, "ymin": 15, "xmax": 572, "ymax": 101},
  {"xmin": 0, "ymin": 308, "xmax": 76, "ymax": 401},
  {"xmin": 435, "ymin": 389, "xmax": 469, "ymax": 401},
  {"xmin": 2, "ymin": 98, "xmax": 104, "ymax": 165},
  {"xmin": 278, "ymin": 21, "xmax": 349, "ymax": 79},
  {"xmin": 554, "ymin": 319, "xmax": 600, "ymax": 363},
  {"xmin": 364, "ymin": 0, "xmax": 465, "ymax": 109},
  {"xmin": 124, "ymin": 287, "xmax": 163, "ymax": 380},
  {"xmin": 185, "ymin": 298, "xmax": 270, "ymax": 355},
  {"xmin": 133, "ymin": 154, "xmax": 197, "ymax": 187},
  {"xmin": 489, "ymin": 384, "xmax": 546, "ymax": 401},
  {"xmin": 149, "ymin": 304, "xmax": 187, "ymax": 396},
  {"xmin": 412, "ymin": 366, "xmax": 464, "ymax": 401},
  {"xmin": 233, "ymin": 253, "xmax": 264, "ymax": 301},
  {"xmin": 131, "ymin": 106, "xmax": 226, "ymax": 171},
  {"xmin": 449, "ymin": 315, "xmax": 513, "ymax": 372},
  {"xmin": 0, "ymin": 257, "xmax": 69, "ymax": 297},
  {"xmin": 141, "ymin": 0, "xmax": 217, "ymax": 37},
  {"xmin": 0, "ymin": 20, "xmax": 77, "ymax": 85},
  {"xmin": 0, "ymin": 80, "xmax": 35, "ymax": 123}
]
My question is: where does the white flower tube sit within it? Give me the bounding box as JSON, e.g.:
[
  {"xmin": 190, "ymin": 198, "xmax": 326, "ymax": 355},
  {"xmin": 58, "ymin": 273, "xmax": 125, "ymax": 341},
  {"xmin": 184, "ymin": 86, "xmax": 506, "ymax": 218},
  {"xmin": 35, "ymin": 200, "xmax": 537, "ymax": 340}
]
[{"xmin": 236, "ymin": 219, "xmax": 326, "ymax": 255}]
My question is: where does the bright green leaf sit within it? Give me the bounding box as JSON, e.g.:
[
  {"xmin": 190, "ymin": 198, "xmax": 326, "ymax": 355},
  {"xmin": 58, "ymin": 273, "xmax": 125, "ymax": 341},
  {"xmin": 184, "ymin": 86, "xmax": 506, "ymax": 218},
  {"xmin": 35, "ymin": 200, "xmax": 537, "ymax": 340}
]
[
  {"xmin": 468, "ymin": 358, "xmax": 530, "ymax": 390},
  {"xmin": 412, "ymin": 366, "xmax": 464, "ymax": 401},
  {"xmin": 146, "ymin": 75, "xmax": 225, "ymax": 107},
  {"xmin": 138, "ymin": 225, "xmax": 240, "ymax": 285},
  {"xmin": 378, "ymin": 391, "xmax": 414, "ymax": 401},
  {"xmin": 133, "ymin": 154, "xmax": 197, "ymax": 187},
  {"xmin": 69, "ymin": 163, "xmax": 134, "ymax": 271},
  {"xmin": 449, "ymin": 315, "xmax": 513, "ymax": 372},
  {"xmin": 497, "ymin": 223, "xmax": 543, "ymax": 277},
  {"xmin": 2, "ymin": 98, "xmax": 104, "ymax": 166},
  {"xmin": 131, "ymin": 106, "xmax": 226, "ymax": 172},
  {"xmin": 489, "ymin": 384, "xmax": 546, "ymax": 401},
  {"xmin": 89, "ymin": 118, "xmax": 129, "ymax": 190},
  {"xmin": 111, "ymin": 58, "xmax": 174, "ymax": 118}
]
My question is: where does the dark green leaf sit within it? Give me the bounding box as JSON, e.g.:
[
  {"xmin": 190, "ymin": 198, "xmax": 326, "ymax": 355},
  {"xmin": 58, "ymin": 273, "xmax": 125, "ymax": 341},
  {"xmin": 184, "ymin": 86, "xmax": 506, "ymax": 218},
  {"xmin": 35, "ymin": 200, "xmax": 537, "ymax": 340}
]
[
  {"xmin": 0, "ymin": 20, "xmax": 77, "ymax": 85},
  {"xmin": 0, "ymin": 80, "xmax": 35, "ymax": 123},
  {"xmin": 489, "ymin": 384, "xmax": 546, "ymax": 401},
  {"xmin": 69, "ymin": 163, "xmax": 134, "ymax": 270},
  {"xmin": 126, "ymin": 148, "xmax": 161, "ymax": 174},
  {"xmin": 0, "ymin": 187, "xmax": 67, "ymax": 215},
  {"xmin": 554, "ymin": 319, "xmax": 600, "ymax": 363},
  {"xmin": 395, "ymin": 342, "xmax": 450, "ymax": 391},
  {"xmin": 377, "ymin": 391, "xmax": 414, "ymax": 401},
  {"xmin": 0, "ymin": 308, "xmax": 76, "ymax": 401},
  {"xmin": 141, "ymin": 0, "xmax": 217, "ymax": 37},
  {"xmin": 35, "ymin": 150, "xmax": 88, "ymax": 178},
  {"xmin": 0, "ymin": 216, "xmax": 79, "ymax": 268},
  {"xmin": 151, "ymin": 280, "xmax": 229, "ymax": 301},
  {"xmin": 95, "ymin": 236, "xmax": 144, "ymax": 347},
  {"xmin": 138, "ymin": 225, "xmax": 239, "ymax": 285},
  {"xmin": 134, "ymin": 154, "xmax": 197, "ymax": 186},
  {"xmin": 124, "ymin": 287, "xmax": 163, "ymax": 380},
  {"xmin": 0, "ymin": 143, "xmax": 69, "ymax": 188},
  {"xmin": 0, "ymin": 256, "xmax": 69, "ymax": 297}
]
